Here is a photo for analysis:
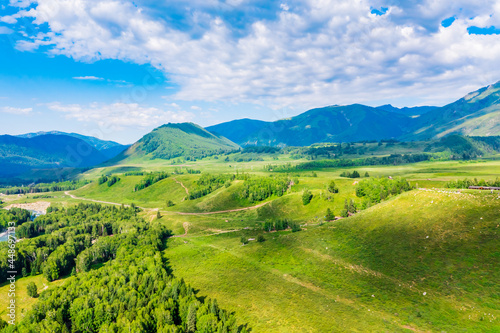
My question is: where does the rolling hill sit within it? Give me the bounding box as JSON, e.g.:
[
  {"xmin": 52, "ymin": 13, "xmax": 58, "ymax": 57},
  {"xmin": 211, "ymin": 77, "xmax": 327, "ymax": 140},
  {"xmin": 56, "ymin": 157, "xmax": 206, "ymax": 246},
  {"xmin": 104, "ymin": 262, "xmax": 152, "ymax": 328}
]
[
  {"xmin": 110, "ymin": 122, "xmax": 240, "ymax": 163},
  {"xmin": 207, "ymin": 82, "xmax": 500, "ymax": 146},
  {"xmin": 0, "ymin": 134, "xmax": 112, "ymax": 179}
]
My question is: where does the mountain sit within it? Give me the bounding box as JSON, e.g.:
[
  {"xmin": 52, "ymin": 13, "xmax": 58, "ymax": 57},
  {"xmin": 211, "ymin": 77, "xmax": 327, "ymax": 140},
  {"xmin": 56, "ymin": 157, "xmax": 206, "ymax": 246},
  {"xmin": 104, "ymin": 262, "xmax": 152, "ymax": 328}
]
[
  {"xmin": 110, "ymin": 122, "xmax": 240, "ymax": 163},
  {"xmin": 17, "ymin": 131, "xmax": 129, "ymax": 158},
  {"xmin": 376, "ymin": 104, "xmax": 438, "ymax": 116},
  {"xmin": 206, "ymin": 119, "xmax": 270, "ymax": 145},
  {"xmin": 207, "ymin": 82, "xmax": 500, "ymax": 146},
  {"xmin": 403, "ymin": 81, "xmax": 500, "ymax": 140},
  {"xmin": 0, "ymin": 134, "xmax": 112, "ymax": 178},
  {"xmin": 207, "ymin": 104, "xmax": 412, "ymax": 146}
]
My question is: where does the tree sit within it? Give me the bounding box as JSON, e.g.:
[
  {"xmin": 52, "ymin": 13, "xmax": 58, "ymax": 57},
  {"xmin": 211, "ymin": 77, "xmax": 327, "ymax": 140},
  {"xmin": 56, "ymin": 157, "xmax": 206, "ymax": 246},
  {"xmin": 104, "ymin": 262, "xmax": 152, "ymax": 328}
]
[
  {"xmin": 257, "ymin": 235, "xmax": 265, "ymax": 243},
  {"xmin": 186, "ymin": 303, "xmax": 197, "ymax": 332},
  {"xmin": 156, "ymin": 211, "xmax": 162, "ymax": 219},
  {"xmin": 351, "ymin": 170, "xmax": 360, "ymax": 178},
  {"xmin": 166, "ymin": 200, "xmax": 174, "ymax": 207},
  {"xmin": 27, "ymin": 282, "xmax": 38, "ymax": 298},
  {"xmin": 325, "ymin": 208, "xmax": 335, "ymax": 221},
  {"xmin": 240, "ymin": 237, "xmax": 249, "ymax": 245},
  {"xmin": 364, "ymin": 171, "xmax": 370, "ymax": 177},
  {"xmin": 327, "ymin": 180, "xmax": 339, "ymax": 194},
  {"xmin": 302, "ymin": 189, "xmax": 313, "ymax": 205},
  {"xmin": 348, "ymin": 199, "xmax": 357, "ymax": 214}
]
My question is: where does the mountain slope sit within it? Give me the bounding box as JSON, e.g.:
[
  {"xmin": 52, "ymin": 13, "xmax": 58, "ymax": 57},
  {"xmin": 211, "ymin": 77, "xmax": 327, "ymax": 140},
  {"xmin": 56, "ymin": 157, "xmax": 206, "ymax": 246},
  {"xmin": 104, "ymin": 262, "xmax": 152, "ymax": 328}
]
[
  {"xmin": 206, "ymin": 119, "xmax": 270, "ymax": 145},
  {"xmin": 208, "ymin": 105, "xmax": 411, "ymax": 146},
  {"xmin": 404, "ymin": 81, "xmax": 500, "ymax": 140},
  {"xmin": 376, "ymin": 104, "xmax": 438, "ymax": 116},
  {"xmin": 111, "ymin": 122, "xmax": 240, "ymax": 163},
  {"xmin": 17, "ymin": 131, "xmax": 129, "ymax": 156},
  {"xmin": 0, "ymin": 134, "xmax": 110, "ymax": 178}
]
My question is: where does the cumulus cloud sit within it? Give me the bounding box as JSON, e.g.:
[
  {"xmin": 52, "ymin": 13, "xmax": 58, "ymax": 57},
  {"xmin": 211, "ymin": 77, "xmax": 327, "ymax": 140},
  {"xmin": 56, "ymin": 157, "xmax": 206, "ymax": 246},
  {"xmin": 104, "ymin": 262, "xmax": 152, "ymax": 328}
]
[
  {"xmin": 3, "ymin": 0, "xmax": 500, "ymax": 109},
  {"xmin": 47, "ymin": 102, "xmax": 195, "ymax": 129},
  {"xmin": 0, "ymin": 106, "xmax": 32, "ymax": 114}
]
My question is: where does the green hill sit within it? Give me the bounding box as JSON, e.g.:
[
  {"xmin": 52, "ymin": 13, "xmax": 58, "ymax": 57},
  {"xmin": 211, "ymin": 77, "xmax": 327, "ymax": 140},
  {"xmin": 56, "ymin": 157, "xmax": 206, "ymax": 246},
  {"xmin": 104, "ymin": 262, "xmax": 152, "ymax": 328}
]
[
  {"xmin": 165, "ymin": 188, "xmax": 500, "ymax": 332},
  {"xmin": 111, "ymin": 122, "xmax": 240, "ymax": 163}
]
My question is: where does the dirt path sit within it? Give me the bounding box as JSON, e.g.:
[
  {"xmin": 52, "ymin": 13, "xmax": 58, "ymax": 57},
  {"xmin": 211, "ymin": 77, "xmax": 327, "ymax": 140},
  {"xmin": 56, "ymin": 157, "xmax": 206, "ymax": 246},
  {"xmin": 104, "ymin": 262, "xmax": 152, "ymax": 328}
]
[
  {"xmin": 64, "ymin": 191, "xmax": 154, "ymax": 211},
  {"xmin": 65, "ymin": 191, "xmax": 271, "ymax": 216},
  {"xmin": 173, "ymin": 177, "xmax": 189, "ymax": 196},
  {"xmin": 175, "ymin": 201, "xmax": 270, "ymax": 215},
  {"xmin": 171, "ymin": 222, "xmax": 190, "ymax": 238}
]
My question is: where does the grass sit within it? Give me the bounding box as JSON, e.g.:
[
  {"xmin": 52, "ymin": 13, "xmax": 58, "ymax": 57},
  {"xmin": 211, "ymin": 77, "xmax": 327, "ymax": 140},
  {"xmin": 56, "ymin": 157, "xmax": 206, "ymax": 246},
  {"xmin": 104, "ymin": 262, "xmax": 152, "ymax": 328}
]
[
  {"xmin": 4, "ymin": 157, "xmax": 500, "ymax": 331},
  {"xmin": 164, "ymin": 189, "xmax": 500, "ymax": 332},
  {"xmin": 0, "ymin": 274, "xmax": 68, "ymax": 323}
]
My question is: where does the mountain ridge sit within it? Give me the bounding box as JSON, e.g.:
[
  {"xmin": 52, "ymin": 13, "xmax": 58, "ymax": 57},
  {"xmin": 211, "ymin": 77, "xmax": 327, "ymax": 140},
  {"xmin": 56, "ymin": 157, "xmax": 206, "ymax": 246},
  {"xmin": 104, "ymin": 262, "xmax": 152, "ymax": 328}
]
[{"xmin": 207, "ymin": 82, "xmax": 500, "ymax": 146}]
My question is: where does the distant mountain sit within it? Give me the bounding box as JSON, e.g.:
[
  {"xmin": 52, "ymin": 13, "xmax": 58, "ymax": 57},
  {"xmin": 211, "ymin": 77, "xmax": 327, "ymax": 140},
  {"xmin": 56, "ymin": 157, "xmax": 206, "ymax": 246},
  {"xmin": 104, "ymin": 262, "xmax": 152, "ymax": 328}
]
[
  {"xmin": 207, "ymin": 119, "xmax": 270, "ymax": 145},
  {"xmin": 17, "ymin": 131, "xmax": 129, "ymax": 155},
  {"xmin": 376, "ymin": 104, "xmax": 438, "ymax": 116},
  {"xmin": 403, "ymin": 82, "xmax": 500, "ymax": 140},
  {"xmin": 110, "ymin": 122, "xmax": 240, "ymax": 163},
  {"xmin": 0, "ymin": 134, "xmax": 112, "ymax": 178},
  {"xmin": 208, "ymin": 82, "xmax": 500, "ymax": 146},
  {"xmin": 208, "ymin": 104, "xmax": 412, "ymax": 146}
]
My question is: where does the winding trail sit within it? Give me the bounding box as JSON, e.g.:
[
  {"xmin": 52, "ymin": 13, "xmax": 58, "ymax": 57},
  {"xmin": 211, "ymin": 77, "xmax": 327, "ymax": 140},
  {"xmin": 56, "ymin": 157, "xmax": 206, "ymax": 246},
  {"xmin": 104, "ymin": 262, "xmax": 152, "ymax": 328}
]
[
  {"xmin": 64, "ymin": 190, "xmax": 270, "ymax": 215},
  {"xmin": 171, "ymin": 222, "xmax": 190, "ymax": 238},
  {"xmin": 172, "ymin": 177, "xmax": 190, "ymax": 198},
  {"xmin": 64, "ymin": 191, "xmax": 153, "ymax": 211}
]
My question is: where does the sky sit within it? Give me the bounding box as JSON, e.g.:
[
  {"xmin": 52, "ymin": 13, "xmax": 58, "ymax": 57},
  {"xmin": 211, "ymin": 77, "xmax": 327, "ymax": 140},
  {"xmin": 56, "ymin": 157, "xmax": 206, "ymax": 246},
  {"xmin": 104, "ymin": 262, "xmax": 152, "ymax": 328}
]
[{"xmin": 1, "ymin": 0, "xmax": 500, "ymax": 144}]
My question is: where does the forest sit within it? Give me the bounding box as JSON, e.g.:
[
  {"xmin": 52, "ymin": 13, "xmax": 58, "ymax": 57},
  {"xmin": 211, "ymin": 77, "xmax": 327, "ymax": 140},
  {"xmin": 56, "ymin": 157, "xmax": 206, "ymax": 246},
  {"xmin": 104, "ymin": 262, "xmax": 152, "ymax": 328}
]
[
  {"xmin": 355, "ymin": 177, "xmax": 415, "ymax": 208},
  {"xmin": 0, "ymin": 203, "xmax": 247, "ymax": 332}
]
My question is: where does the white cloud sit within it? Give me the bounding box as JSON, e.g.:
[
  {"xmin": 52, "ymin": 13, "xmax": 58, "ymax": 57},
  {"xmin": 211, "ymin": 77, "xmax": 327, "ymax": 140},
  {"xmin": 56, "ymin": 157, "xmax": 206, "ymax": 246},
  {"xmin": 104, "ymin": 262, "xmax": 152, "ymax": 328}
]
[
  {"xmin": 73, "ymin": 76, "xmax": 105, "ymax": 80},
  {"xmin": 47, "ymin": 102, "xmax": 194, "ymax": 129},
  {"xmin": 4, "ymin": 0, "xmax": 500, "ymax": 109},
  {"xmin": 190, "ymin": 105, "xmax": 201, "ymax": 110},
  {"xmin": 0, "ymin": 106, "xmax": 32, "ymax": 114}
]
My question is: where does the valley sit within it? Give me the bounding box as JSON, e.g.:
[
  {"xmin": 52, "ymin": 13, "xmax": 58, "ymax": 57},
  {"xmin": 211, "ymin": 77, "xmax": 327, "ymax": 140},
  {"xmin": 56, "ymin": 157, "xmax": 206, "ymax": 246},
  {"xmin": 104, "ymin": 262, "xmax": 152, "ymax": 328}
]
[{"xmin": 1, "ymin": 153, "xmax": 499, "ymax": 331}]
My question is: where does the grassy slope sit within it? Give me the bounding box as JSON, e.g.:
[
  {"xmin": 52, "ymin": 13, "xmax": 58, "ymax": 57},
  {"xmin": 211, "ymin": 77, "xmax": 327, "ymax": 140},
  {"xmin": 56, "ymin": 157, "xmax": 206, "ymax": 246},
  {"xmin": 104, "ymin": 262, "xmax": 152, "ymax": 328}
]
[
  {"xmin": 163, "ymin": 189, "xmax": 500, "ymax": 332},
  {"xmin": 0, "ymin": 275, "xmax": 68, "ymax": 323}
]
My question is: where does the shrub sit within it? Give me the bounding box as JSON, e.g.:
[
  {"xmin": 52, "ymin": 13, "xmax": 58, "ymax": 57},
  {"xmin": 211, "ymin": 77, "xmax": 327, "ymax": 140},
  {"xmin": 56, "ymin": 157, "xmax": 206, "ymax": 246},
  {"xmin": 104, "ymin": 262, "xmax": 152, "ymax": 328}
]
[
  {"xmin": 27, "ymin": 282, "xmax": 38, "ymax": 298},
  {"xmin": 240, "ymin": 237, "xmax": 249, "ymax": 245},
  {"xmin": 302, "ymin": 189, "xmax": 313, "ymax": 205},
  {"xmin": 257, "ymin": 235, "xmax": 265, "ymax": 243}
]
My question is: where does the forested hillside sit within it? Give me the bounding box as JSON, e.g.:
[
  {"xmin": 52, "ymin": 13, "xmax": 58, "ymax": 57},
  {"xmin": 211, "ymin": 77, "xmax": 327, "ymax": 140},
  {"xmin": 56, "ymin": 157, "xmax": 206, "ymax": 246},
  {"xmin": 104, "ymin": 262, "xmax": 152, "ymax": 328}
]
[{"xmin": 0, "ymin": 204, "xmax": 247, "ymax": 332}]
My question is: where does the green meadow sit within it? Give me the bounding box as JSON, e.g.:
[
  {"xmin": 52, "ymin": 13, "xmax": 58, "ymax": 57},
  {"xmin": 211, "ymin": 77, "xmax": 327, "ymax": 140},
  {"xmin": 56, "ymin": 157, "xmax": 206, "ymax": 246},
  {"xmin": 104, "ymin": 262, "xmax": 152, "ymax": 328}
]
[{"xmin": 1, "ymin": 157, "xmax": 499, "ymax": 331}]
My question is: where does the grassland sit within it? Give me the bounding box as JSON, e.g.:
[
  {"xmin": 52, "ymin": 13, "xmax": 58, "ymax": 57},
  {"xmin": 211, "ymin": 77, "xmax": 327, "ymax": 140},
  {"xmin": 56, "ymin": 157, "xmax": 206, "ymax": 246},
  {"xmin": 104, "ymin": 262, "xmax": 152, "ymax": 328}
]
[{"xmin": 1, "ymin": 157, "xmax": 499, "ymax": 332}]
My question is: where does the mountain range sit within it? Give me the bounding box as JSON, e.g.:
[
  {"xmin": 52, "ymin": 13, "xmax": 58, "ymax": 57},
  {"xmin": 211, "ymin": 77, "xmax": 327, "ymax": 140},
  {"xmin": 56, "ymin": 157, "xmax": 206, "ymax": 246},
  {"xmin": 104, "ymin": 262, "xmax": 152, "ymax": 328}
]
[
  {"xmin": 207, "ymin": 81, "xmax": 500, "ymax": 146},
  {"xmin": 1, "ymin": 81, "xmax": 500, "ymax": 183},
  {"xmin": 0, "ymin": 133, "xmax": 128, "ymax": 180}
]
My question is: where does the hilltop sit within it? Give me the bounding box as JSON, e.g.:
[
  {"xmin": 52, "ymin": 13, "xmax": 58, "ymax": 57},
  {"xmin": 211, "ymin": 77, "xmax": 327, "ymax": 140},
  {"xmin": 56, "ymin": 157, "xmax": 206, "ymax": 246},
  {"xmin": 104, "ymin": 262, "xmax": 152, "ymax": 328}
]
[{"xmin": 110, "ymin": 122, "xmax": 240, "ymax": 164}]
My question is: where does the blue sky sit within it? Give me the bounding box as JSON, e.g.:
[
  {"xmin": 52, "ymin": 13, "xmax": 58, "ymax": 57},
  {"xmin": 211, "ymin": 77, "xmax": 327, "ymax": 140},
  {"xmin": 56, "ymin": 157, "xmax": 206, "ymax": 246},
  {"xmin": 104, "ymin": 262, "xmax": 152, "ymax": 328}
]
[{"xmin": 1, "ymin": 0, "xmax": 500, "ymax": 143}]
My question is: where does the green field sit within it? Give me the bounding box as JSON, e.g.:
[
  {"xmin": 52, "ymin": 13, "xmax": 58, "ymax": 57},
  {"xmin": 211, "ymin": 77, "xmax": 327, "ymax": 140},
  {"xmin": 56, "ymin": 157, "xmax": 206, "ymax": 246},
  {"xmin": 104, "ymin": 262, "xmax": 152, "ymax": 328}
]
[{"xmin": 1, "ymin": 157, "xmax": 499, "ymax": 332}]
